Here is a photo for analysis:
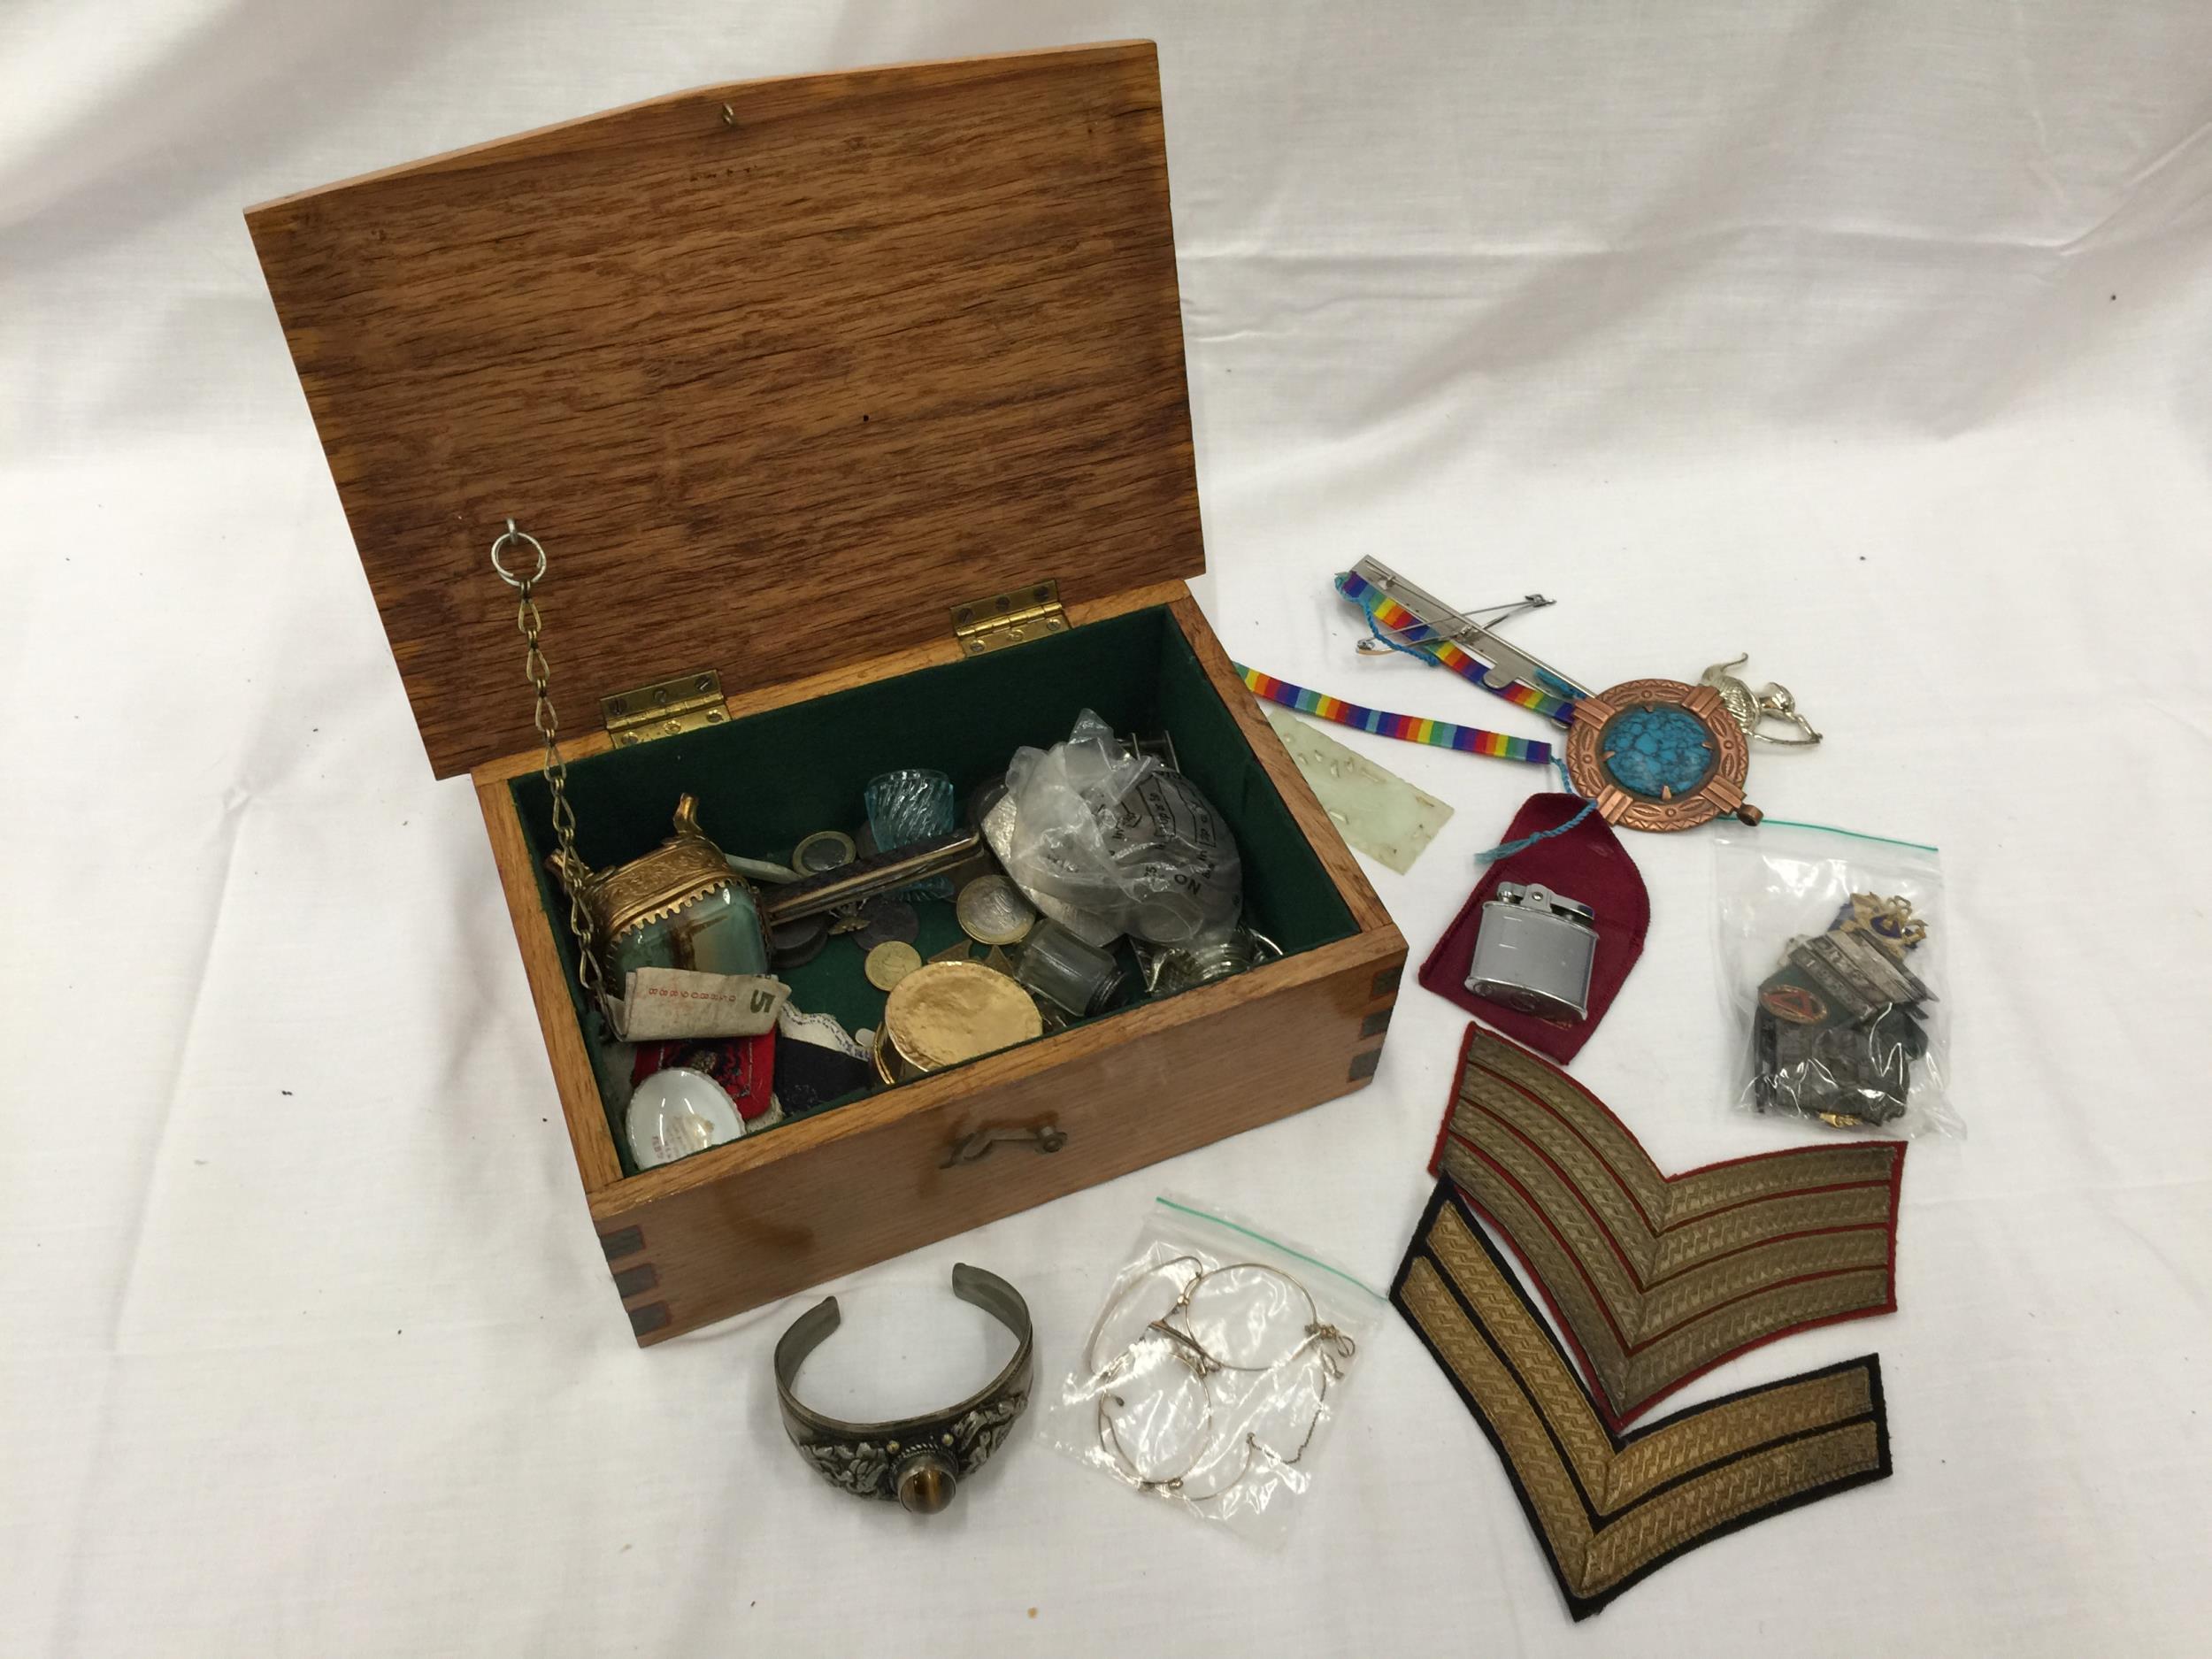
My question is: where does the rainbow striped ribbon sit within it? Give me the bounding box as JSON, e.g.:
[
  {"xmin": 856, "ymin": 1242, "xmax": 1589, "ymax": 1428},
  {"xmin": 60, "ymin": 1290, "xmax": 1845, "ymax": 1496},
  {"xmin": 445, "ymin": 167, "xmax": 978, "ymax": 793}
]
[
  {"xmin": 1335, "ymin": 570, "xmax": 1578, "ymax": 727},
  {"xmin": 1237, "ymin": 665, "xmax": 1553, "ymax": 764}
]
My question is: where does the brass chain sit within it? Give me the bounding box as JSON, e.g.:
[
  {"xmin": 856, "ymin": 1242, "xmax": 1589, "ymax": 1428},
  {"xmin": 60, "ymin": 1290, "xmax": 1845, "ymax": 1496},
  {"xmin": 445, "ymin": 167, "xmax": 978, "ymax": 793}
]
[{"xmin": 513, "ymin": 572, "xmax": 604, "ymax": 1003}]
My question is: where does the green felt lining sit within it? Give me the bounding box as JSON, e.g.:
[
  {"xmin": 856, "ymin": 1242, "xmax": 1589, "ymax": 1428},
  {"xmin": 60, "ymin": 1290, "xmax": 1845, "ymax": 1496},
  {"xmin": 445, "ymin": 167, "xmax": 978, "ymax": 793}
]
[{"xmin": 510, "ymin": 604, "xmax": 1356, "ymax": 1176}]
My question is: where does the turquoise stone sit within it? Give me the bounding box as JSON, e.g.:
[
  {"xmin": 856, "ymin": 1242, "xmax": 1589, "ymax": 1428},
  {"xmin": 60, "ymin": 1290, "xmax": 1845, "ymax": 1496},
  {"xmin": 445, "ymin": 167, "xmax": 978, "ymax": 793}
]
[{"xmin": 1601, "ymin": 705, "xmax": 1714, "ymax": 799}]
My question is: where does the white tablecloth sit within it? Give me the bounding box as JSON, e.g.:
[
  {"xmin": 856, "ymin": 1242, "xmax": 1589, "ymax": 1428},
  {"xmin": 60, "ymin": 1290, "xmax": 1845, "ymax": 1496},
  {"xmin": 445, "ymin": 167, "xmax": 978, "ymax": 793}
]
[{"xmin": 6, "ymin": 4, "xmax": 2209, "ymax": 1653}]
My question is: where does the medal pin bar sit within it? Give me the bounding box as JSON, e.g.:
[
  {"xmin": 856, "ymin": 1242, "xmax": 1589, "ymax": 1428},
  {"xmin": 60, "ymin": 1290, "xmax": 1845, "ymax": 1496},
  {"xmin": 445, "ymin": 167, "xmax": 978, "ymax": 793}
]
[{"xmin": 1340, "ymin": 557, "xmax": 1591, "ymax": 713}]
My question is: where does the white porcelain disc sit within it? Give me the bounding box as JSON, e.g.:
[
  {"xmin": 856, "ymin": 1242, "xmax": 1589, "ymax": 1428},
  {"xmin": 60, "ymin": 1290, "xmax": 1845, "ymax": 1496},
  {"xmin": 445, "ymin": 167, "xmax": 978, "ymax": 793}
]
[{"xmin": 626, "ymin": 1066, "xmax": 744, "ymax": 1169}]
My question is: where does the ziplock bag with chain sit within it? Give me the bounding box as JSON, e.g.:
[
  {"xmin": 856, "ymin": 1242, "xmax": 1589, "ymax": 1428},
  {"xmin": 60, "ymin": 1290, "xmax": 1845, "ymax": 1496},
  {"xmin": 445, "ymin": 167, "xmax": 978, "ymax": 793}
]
[{"xmin": 1042, "ymin": 1195, "xmax": 1383, "ymax": 1547}]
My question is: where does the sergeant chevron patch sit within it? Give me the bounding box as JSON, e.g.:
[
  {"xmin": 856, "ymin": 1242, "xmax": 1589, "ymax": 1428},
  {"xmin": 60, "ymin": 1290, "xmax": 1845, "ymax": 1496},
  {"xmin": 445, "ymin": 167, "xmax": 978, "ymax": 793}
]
[
  {"xmin": 1432, "ymin": 1026, "xmax": 1905, "ymax": 1426},
  {"xmin": 1394, "ymin": 1182, "xmax": 1892, "ymax": 1620}
]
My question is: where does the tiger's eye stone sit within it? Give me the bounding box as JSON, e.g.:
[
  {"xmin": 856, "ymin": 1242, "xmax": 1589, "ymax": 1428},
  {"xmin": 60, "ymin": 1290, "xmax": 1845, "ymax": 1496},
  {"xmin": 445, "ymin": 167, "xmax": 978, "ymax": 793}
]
[{"xmin": 895, "ymin": 1452, "xmax": 957, "ymax": 1515}]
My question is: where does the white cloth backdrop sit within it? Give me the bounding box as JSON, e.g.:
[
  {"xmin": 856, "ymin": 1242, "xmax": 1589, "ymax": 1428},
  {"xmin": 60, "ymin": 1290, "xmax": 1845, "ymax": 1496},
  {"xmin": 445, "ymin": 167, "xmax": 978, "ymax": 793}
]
[{"xmin": 5, "ymin": 3, "xmax": 2210, "ymax": 1653}]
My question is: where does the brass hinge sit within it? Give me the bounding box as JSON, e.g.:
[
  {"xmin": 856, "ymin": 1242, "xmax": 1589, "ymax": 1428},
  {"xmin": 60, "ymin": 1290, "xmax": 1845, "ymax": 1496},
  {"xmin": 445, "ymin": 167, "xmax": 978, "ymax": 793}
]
[
  {"xmin": 602, "ymin": 670, "xmax": 727, "ymax": 748},
  {"xmin": 950, "ymin": 580, "xmax": 1068, "ymax": 657}
]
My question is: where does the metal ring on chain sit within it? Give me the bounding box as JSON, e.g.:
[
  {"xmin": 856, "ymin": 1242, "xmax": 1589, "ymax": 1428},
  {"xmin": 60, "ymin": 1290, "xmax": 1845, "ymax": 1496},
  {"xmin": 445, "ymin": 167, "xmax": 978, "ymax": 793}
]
[
  {"xmin": 489, "ymin": 518, "xmax": 547, "ymax": 587},
  {"xmin": 1095, "ymin": 1347, "xmax": 1219, "ymax": 1494},
  {"xmin": 1182, "ymin": 1261, "xmax": 1334, "ymax": 1373},
  {"xmin": 1081, "ymin": 1255, "xmax": 1207, "ymax": 1380},
  {"xmin": 486, "ymin": 521, "xmax": 602, "ymax": 1004}
]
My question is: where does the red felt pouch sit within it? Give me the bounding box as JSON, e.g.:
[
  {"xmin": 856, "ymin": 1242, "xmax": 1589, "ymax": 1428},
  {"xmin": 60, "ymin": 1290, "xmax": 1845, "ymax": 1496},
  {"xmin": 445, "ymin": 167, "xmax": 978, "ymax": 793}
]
[
  {"xmin": 632, "ymin": 1033, "xmax": 779, "ymax": 1121},
  {"xmin": 1417, "ymin": 795, "xmax": 1647, "ymax": 1062}
]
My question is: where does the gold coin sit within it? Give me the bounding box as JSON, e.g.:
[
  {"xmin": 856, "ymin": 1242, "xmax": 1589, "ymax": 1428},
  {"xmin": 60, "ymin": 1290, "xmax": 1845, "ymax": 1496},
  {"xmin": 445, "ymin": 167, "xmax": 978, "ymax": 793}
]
[
  {"xmin": 872, "ymin": 1027, "xmax": 904, "ymax": 1087},
  {"xmin": 864, "ymin": 941, "xmax": 923, "ymax": 992},
  {"xmin": 956, "ymin": 874, "xmax": 1036, "ymax": 946},
  {"xmin": 883, "ymin": 960, "xmax": 1043, "ymax": 1073}
]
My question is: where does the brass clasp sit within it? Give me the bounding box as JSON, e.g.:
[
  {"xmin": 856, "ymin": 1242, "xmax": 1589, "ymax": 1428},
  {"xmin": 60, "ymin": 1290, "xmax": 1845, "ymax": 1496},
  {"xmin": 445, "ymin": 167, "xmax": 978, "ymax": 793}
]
[{"xmin": 941, "ymin": 1124, "xmax": 1070, "ymax": 1168}]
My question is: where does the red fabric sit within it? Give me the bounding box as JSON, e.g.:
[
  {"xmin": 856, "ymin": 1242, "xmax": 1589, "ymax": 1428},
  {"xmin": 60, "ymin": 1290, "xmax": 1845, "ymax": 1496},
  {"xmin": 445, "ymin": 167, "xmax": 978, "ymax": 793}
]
[
  {"xmin": 1417, "ymin": 794, "xmax": 1648, "ymax": 1062},
  {"xmin": 631, "ymin": 1033, "xmax": 778, "ymax": 1120}
]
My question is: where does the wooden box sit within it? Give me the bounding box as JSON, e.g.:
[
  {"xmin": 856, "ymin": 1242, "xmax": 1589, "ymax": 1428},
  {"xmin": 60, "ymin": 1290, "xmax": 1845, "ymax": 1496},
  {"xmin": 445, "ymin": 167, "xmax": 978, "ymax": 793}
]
[{"xmin": 247, "ymin": 42, "xmax": 1405, "ymax": 1344}]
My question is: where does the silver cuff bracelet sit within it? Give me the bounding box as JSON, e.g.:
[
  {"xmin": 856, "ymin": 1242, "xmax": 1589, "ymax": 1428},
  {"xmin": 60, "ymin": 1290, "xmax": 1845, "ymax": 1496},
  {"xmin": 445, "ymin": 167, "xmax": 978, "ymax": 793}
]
[{"xmin": 774, "ymin": 1263, "xmax": 1033, "ymax": 1514}]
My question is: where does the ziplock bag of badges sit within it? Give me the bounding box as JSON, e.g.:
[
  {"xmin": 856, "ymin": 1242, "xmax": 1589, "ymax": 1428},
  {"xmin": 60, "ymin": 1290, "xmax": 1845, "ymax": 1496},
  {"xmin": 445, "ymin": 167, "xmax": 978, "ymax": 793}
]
[
  {"xmin": 1043, "ymin": 1194, "xmax": 1382, "ymax": 1547},
  {"xmin": 1713, "ymin": 823, "xmax": 1958, "ymax": 1139}
]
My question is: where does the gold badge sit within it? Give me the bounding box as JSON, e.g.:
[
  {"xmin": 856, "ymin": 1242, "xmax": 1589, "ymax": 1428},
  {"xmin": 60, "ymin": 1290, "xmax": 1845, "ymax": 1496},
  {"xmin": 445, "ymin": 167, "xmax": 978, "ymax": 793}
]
[{"xmin": 1836, "ymin": 891, "xmax": 1928, "ymax": 957}]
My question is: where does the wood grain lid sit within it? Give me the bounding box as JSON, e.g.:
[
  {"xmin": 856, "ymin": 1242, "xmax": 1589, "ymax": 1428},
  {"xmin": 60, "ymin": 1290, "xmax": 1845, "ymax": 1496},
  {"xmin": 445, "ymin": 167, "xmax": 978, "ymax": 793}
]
[{"xmin": 247, "ymin": 42, "xmax": 1202, "ymax": 778}]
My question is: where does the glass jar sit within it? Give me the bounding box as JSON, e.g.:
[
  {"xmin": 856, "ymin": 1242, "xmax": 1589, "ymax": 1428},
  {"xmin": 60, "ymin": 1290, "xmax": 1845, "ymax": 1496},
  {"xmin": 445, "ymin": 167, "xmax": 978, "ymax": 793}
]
[{"xmin": 578, "ymin": 795, "xmax": 768, "ymax": 983}]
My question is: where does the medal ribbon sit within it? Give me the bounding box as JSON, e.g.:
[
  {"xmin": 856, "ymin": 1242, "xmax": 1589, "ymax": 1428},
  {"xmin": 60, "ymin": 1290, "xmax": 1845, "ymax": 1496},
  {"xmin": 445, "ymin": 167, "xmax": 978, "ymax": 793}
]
[
  {"xmin": 1335, "ymin": 570, "xmax": 1579, "ymax": 727},
  {"xmin": 1236, "ymin": 665, "xmax": 1554, "ymax": 764}
]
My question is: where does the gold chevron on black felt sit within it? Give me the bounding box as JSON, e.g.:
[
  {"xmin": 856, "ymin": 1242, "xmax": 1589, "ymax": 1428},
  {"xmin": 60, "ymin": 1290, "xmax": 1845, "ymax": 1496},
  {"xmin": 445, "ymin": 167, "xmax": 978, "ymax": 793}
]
[
  {"xmin": 1394, "ymin": 1181, "xmax": 1891, "ymax": 1620},
  {"xmin": 1434, "ymin": 1026, "xmax": 1905, "ymax": 1426}
]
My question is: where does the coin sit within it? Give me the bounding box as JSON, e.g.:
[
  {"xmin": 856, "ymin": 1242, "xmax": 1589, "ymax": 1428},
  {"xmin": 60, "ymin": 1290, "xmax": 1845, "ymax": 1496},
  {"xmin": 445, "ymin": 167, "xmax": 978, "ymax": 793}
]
[
  {"xmin": 864, "ymin": 941, "xmax": 923, "ymax": 992},
  {"xmin": 956, "ymin": 874, "xmax": 1036, "ymax": 946},
  {"xmin": 770, "ymin": 913, "xmax": 829, "ymax": 967},
  {"xmin": 871, "ymin": 1028, "xmax": 902, "ymax": 1087},
  {"xmin": 854, "ymin": 897, "xmax": 919, "ymax": 952},
  {"xmin": 882, "ymin": 960, "xmax": 1043, "ymax": 1073},
  {"xmin": 793, "ymin": 830, "xmax": 857, "ymax": 874}
]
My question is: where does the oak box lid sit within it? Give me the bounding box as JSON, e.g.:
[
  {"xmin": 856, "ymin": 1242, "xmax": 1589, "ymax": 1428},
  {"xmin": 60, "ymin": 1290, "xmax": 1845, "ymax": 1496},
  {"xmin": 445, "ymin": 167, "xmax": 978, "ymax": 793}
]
[{"xmin": 247, "ymin": 42, "xmax": 1202, "ymax": 779}]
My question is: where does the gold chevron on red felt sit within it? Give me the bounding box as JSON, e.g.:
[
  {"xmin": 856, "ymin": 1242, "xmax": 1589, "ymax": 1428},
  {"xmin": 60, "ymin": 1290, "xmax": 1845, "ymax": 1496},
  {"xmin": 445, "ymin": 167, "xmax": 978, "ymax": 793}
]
[
  {"xmin": 1432, "ymin": 1027, "xmax": 1905, "ymax": 1426},
  {"xmin": 1394, "ymin": 1182, "xmax": 1892, "ymax": 1620}
]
